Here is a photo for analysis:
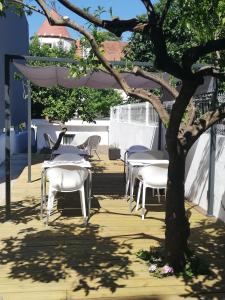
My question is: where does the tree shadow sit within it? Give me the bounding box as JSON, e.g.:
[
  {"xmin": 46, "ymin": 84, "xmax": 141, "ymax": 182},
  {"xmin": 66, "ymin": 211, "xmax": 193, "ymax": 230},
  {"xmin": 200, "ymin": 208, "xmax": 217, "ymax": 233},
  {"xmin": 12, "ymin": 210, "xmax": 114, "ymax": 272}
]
[
  {"xmin": 0, "ymin": 222, "xmax": 160, "ymax": 295},
  {"xmin": 92, "ymin": 173, "xmax": 125, "ymax": 196},
  {"xmin": 185, "ymin": 138, "xmax": 210, "ymax": 205},
  {"xmin": 180, "ymin": 215, "xmax": 225, "ymax": 298},
  {"xmin": 0, "ymin": 197, "xmax": 40, "ymax": 224}
]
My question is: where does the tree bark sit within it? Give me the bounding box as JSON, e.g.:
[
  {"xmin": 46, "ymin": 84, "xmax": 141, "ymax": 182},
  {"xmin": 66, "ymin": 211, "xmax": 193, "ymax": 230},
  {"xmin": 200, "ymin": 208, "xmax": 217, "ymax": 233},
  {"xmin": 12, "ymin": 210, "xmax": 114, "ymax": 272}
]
[{"xmin": 165, "ymin": 138, "xmax": 190, "ymax": 272}]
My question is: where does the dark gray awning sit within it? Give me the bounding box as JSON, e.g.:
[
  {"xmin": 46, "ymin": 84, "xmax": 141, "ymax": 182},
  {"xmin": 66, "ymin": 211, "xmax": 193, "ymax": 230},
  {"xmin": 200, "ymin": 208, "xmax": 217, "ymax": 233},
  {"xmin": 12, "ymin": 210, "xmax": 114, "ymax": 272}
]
[{"xmin": 14, "ymin": 62, "xmax": 161, "ymax": 90}]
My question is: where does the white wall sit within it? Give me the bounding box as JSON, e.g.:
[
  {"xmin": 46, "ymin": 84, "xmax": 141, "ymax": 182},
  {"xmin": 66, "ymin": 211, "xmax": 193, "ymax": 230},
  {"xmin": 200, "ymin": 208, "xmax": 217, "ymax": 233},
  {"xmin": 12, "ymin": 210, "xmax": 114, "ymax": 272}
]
[
  {"xmin": 38, "ymin": 37, "xmax": 74, "ymax": 51},
  {"xmin": 32, "ymin": 119, "xmax": 109, "ymax": 151},
  {"xmin": 185, "ymin": 132, "xmax": 225, "ymax": 223},
  {"xmin": 109, "ymin": 121, "xmax": 159, "ymax": 158}
]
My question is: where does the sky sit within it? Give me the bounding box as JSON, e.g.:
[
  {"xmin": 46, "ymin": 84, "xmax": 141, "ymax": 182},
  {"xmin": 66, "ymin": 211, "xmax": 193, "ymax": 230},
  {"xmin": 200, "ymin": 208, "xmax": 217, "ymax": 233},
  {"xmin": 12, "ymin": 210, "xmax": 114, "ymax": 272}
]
[{"xmin": 27, "ymin": 0, "xmax": 157, "ymax": 41}]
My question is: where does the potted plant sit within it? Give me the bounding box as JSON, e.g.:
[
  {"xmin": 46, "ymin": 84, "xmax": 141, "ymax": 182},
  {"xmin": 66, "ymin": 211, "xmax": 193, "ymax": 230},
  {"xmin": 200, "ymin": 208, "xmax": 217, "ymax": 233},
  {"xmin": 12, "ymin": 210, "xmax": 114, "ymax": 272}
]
[{"xmin": 108, "ymin": 144, "xmax": 121, "ymax": 160}]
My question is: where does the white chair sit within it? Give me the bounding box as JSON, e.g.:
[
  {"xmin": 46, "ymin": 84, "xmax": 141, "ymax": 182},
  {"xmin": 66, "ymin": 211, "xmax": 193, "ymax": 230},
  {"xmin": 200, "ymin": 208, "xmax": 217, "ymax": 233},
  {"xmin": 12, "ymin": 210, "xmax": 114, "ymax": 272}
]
[
  {"xmin": 44, "ymin": 133, "xmax": 88, "ymax": 158},
  {"xmin": 136, "ymin": 162, "xmax": 169, "ymax": 220},
  {"xmin": 124, "ymin": 145, "xmax": 150, "ymax": 179},
  {"xmin": 78, "ymin": 135, "xmax": 101, "ymax": 160},
  {"xmin": 53, "ymin": 153, "xmax": 83, "ymax": 162},
  {"xmin": 45, "ymin": 164, "xmax": 89, "ymax": 225},
  {"xmin": 125, "ymin": 150, "xmax": 165, "ymax": 199}
]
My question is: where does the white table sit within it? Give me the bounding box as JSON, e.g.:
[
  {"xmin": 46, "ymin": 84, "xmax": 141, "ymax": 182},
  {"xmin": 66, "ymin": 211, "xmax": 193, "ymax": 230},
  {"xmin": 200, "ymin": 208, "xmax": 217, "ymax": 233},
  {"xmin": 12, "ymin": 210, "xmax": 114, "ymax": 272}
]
[
  {"xmin": 41, "ymin": 153, "xmax": 92, "ymax": 223},
  {"xmin": 126, "ymin": 158, "xmax": 169, "ymax": 212}
]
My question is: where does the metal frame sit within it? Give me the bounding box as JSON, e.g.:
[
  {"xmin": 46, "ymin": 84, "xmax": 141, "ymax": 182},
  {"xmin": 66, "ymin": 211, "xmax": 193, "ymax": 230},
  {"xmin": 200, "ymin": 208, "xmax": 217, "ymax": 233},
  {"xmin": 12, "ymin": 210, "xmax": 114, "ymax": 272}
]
[{"xmin": 207, "ymin": 79, "xmax": 218, "ymax": 216}]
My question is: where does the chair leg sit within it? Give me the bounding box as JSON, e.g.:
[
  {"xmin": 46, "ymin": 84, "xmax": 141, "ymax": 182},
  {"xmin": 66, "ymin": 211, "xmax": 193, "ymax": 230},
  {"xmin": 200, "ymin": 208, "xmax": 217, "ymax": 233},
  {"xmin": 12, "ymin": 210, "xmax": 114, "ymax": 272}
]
[
  {"xmin": 136, "ymin": 181, "xmax": 142, "ymax": 211},
  {"xmin": 152, "ymin": 188, "xmax": 155, "ymax": 197},
  {"xmin": 79, "ymin": 186, "xmax": 87, "ymax": 219},
  {"xmin": 157, "ymin": 188, "xmax": 161, "ymax": 203},
  {"xmin": 47, "ymin": 187, "xmax": 56, "ymax": 217},
  {"xmin": 125, "ymin": 175, "xmax": 130, "ymax": 198},
  {"xmin": 142, "ymin": 184, "xmax": 146, "ymax": 220},
  {"xmin": 88, "ymin": 171, "xmax": 92, "ymax": 217},
  {"xmin": 41, "ymin": 170, "xmax": 44, "ymax": 220},
  {"xmin": 130, "ymin": 176, "xmax": 136, "ymax": 201},
  {"xmin": 94, "ymin": 150, "xmax": 100, "ymax": 160}
]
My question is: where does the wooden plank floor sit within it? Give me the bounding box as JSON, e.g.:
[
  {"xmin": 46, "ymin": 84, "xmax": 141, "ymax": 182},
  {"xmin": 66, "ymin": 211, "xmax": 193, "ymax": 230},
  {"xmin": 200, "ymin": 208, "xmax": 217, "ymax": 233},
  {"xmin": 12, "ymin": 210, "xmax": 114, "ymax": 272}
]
[{"xmin": 0, "ymin": 153, "xmax": 225, "ymax": 300}]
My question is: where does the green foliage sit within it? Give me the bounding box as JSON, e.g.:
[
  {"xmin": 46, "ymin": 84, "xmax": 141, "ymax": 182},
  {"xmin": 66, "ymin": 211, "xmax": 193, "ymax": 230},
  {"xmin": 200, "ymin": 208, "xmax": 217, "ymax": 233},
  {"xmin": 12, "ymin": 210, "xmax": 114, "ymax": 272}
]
[
  {"xmin": 137, "ymin": 248, "xmax": 210, "ymax": 279},
  {"xmin": 79, "ymin": 6, "xmax": 121, "ymax": 66},
  {"xmin": 125, "ymin": 0, "xmax": 225, "ymax": 67},
  {"xmin": 29, "ymin": 37, "xmax": 123, "ymax": 123},
  {"xmin": 0, "ymin": 0, "xmax": 4, "ymax": 15}
]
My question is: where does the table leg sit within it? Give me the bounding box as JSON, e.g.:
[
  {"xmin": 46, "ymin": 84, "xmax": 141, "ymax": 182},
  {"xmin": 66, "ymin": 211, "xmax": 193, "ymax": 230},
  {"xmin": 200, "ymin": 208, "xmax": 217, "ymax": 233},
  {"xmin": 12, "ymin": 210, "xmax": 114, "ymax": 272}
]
[
  {"xmin": 88, "ymin": 169, "xmax": 92, "ymax": 218},
  {"xmin": 129, "ymin": 164, "xmax": 133, "ymax": 212},
  {"xmin": 41, "ymin": 169, "xmax": 45, "ymax": 220}
]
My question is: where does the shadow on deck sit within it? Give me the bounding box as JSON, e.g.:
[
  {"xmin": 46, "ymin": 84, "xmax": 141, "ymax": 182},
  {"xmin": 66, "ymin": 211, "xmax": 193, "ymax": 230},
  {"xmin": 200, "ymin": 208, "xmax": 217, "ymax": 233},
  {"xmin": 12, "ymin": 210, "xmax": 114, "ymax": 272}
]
[{"xmin": 0, "ymin": 154, "xmax": 224, "ymax": 299}]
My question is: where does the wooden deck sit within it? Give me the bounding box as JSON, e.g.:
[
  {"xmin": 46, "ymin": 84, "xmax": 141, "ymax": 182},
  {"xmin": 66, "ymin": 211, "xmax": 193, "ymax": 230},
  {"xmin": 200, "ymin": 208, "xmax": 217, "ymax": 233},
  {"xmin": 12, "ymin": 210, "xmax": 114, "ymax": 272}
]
[{"xmin": 0, "ymin": 153, "xmax": 225, "ymax": 300}]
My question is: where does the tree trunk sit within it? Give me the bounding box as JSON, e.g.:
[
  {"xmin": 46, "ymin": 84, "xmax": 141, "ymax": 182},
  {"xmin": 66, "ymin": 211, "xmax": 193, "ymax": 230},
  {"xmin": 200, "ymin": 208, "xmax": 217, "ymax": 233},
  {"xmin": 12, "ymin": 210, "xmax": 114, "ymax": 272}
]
[{"xmin": 165, "ymin": 139, "xmax": 190, "ymax": 272}]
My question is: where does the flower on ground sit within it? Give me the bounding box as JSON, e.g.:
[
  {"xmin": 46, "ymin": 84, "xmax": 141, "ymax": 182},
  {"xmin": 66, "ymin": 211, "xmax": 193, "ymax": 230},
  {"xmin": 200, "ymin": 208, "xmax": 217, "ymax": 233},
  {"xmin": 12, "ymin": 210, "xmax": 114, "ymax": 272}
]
[
  {"xmin": 162, "ymin": 265, "xmax": 174, "ymax": 275},
  {"xmin": 149, "ymin": 264, "xmax": 157, "ymax": 272}
]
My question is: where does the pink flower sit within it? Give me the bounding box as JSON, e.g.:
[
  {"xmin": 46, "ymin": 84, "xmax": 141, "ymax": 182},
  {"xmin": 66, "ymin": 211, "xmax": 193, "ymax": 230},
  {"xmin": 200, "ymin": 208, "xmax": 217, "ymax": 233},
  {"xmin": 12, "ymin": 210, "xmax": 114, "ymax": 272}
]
[{"xmin": 162, "ymin": 265, "xmax": 174, "ymax": 274}]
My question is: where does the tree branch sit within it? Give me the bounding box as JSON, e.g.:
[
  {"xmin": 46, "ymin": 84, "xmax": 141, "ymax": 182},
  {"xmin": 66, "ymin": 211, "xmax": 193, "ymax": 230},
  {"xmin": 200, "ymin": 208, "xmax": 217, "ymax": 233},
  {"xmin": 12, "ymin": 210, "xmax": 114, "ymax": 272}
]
[
  {"xmin": 10, "ymin": 0, "xmax": 45, "ymax": 15},
  {"xmin": 196, "ymin": 66, "xmax": 225, "ymax": 81},
  {"xmin": 128, "ymin": 88, "xmax": 170, "ymax": 125},
  {"xmin": 180, "ymin": 102, "xmax": 225, "ymax": 150},
  {"xmin": 182, "ymin": 38, "xmax": 225, "ymax": 69},
  {"xmin": 57, "ymin": 0, "xmax": 145, "ymax": 37},
  {"xmin": 133, "ymin": 66, "xmax": 178, "ymax": 98},
  {"xmin": 140, "ymin": 0, "xmax": 155, "ymax": 18},
  {"xmin": 166, "ymin": 80, "xmax": 200, "ymax": 150},
  {"xmin": 159, "ymin": 0, "xmax": 173, "ymax": 26}
]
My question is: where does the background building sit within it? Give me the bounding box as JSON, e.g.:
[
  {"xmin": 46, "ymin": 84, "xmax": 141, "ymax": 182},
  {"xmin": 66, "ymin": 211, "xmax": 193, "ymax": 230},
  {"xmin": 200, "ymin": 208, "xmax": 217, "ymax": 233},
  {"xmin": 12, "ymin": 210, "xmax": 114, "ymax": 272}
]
[{"xmin": 36, "ymin": 11, "xmax": 127, "ymax": 60}]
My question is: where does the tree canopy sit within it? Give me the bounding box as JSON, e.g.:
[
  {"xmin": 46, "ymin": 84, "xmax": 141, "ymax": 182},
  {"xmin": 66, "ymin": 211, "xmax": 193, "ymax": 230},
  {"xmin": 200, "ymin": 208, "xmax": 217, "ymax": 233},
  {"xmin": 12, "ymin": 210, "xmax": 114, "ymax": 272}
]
[{"xmin": 125, "ymin": 0, "xmax": 225, "ymax": 67}]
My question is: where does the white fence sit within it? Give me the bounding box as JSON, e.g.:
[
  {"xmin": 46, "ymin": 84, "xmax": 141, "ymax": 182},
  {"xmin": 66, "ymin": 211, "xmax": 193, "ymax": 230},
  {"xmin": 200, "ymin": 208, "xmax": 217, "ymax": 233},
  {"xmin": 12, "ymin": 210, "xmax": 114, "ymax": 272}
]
[{"xmin": 109, "ymin": 102, "xmax": 162, "ymax": 158}]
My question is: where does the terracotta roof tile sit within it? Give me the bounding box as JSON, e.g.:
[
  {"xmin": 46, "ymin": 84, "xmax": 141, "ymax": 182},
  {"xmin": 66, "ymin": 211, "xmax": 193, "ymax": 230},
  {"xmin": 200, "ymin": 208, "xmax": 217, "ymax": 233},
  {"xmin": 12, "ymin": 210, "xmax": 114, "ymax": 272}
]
[
  {"xmin": 102, "ymin": 41, "xmax": 128, "ymax": 61},
  {"xmin": 37, "ymin": 10, "xmax": 71, "ymax": 39}
]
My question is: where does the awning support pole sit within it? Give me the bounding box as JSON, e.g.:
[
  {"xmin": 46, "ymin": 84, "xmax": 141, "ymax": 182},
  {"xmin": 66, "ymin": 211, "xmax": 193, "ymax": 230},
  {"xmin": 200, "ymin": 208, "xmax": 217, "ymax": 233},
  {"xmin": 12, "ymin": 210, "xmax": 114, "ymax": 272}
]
[
  {"xmin": 27, "ymin": 81, "xmax": 32, "ymax": 183},
  {"xmin": 207, "ymin": 78, "xmax": 218, "ymax": 216},
  {"xmin": 5, "ymin": 55, "xmax": 11, "ymax": 220}
]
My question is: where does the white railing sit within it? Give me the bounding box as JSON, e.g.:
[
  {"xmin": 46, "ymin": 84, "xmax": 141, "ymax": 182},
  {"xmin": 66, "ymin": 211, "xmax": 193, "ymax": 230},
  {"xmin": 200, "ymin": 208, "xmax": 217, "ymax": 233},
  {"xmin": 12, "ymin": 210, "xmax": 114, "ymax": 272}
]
[
  {"xmin": 109, "ymin": 102, "xmax": 161, "ymax": 158},
  {"xmin": 110, "ymin": 102, "xmax": 159, "ymax": 125}
]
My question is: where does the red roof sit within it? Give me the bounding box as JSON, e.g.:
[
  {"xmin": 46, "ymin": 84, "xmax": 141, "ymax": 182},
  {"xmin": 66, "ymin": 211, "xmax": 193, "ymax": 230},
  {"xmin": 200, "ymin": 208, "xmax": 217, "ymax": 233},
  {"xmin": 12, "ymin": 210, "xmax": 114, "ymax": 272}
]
[
  {"xmin": 102, "ymin": 41, "xmax": 128, "ymax": 61},
  {"xmin": 37, "ymin": 10, "xmax": 71, "ymax": 39}
]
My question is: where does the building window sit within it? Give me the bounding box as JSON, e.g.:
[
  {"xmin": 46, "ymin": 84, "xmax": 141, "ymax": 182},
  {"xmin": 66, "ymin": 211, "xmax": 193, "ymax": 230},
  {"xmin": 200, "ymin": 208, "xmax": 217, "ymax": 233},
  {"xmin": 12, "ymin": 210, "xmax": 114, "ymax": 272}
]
[{"xmin": 63, "ymin": 134, "xmax": 75, "ymax": 145}]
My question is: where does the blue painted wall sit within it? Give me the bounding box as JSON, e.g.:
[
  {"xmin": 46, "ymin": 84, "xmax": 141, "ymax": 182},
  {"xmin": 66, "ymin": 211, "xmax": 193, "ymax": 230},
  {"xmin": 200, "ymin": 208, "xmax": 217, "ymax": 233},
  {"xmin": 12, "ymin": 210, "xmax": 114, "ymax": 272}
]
[{"xmin": 0, "ymin": 9, "xmax": 29, "ymax": 130}]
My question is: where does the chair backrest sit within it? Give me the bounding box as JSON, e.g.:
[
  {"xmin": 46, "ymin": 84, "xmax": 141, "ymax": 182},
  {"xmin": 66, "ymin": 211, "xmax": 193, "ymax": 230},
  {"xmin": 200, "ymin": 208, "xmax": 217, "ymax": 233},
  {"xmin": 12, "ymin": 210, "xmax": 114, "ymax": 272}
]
[
  {"xmin": 53, "ymin": 153, "xmax": 83, "ymax": 162},
  {"xmin": 124, "ymin": 145, "xmax": 150, "ymax": 162},
  {"xmin": 52, "ymin": 128, "xmax": 67, "ymax": 151},
  {"xmin": 138, "ymin": 162, "xmax": 169, "ymax": 187},
  {"xmin": 43, "ymin": 128, "xmax": 67, "ymax": 151},
  {"xmin": 46, "ymin": 165, "xmax": 88, "ymax": 192},
  {"xmin": 87, "ymin": 135, "xmax": 101, "ymax": 151},
  {"xmin": 43, "ymin": 133, "xmax": 56, "ymax": 150},
  {"xmin": 127, "ymin": 145, "xmax": 150, "ymax": 154},
  {"xmin": 128, "ymin": 150, "xmax": 164, "ymax": 160}
]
